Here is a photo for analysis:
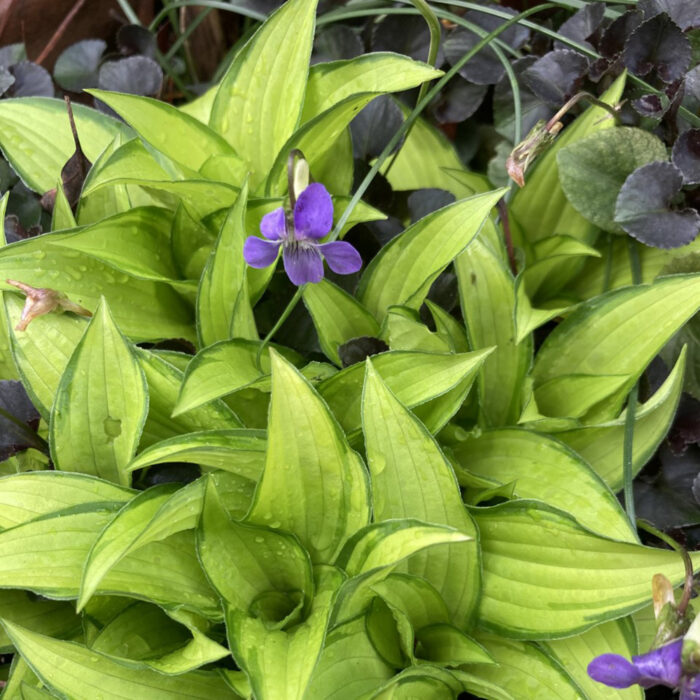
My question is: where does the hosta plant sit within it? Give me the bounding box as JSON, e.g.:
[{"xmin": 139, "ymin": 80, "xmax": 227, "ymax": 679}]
[{"xmin": 0, "ymin": 1, "xmax": 699, "ymax": 698}]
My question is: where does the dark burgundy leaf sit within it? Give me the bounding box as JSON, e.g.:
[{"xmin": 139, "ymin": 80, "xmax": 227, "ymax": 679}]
[
  {"xmin": 623, "ymin": 13, "xmax": 691, "ymax": 83},
  {"xmin": 96, "ymin": 56, "xmax": 163, "ymax": 101},
  {"xmin": 632, "ymin": 92, "xmax": 669, "ymax": 118},
  {"xmin": 639, "ymin": 0, "xmax": 700, "ymax": 31},
  {"xmin": 0, "ymin": 380, "xmax": 41, "ymax": 462},
  {"xmin": 668, "ymin": 395, "xmax": 700, "ymax": 455},
  {"xmin": 58, "ymin": 99, "xmax": 92, "ymax": 211},
  {"xmin": 7, "ymin": 181, "xmax": 43, "ymax": 228},
  {"xmin": 54, "ymin": 40, "xmax": 106, "ymax": 92},
  {"xmin": 0, "ymin": 43, "xmax": 26, "ymax": 68},
  {"xmin": 685, "ymin": 65, "xmax": 700, "ymax": 115},
  {"xmin": 371, "ymin": 15, "xmax": 444, "ymax": 65},
  {"xmin": 426, "ymin": 270, "xmax": 460, "ymax": 316},
  {"xmin": 522, "ymin": 49, "xmax": 589, "ymax": 107},
  {"xmin": 600, "ymin": 10, "xmax": 644, "ymax": 58},
  {"xmin": 350, "ymin": 95, "xmax": 403, "ymax": 161},
  {"xmin": 672, "ymin": 129, "xmax": 700, "ymax": 184},
  {"xmin": 431, "ymin": 76, "xmax": 488, "ymax": 124},
  {"xmin": 0, "ymin": 66, "xmax": 14, "ymax": 96},
  {"xmin": 4, "ymin": 215, "xmax": 41, "ymax": 244},
  {"xmin": 117, "ymin": 24, "xmax": 156, "ymax": 58},
  {"xmin": 8, "ymin": 61, "xmax": 52, "ymax": 97},
  {"xmin": 313, "ymin": 25, "xmax": 363, "ymax": 63},
  {"xmin": 443, "ymin": 28, "xmax": 507, "ymax": 86},
  {"xmin": 338, "ymin": 336, "xmax": 389, "ymax": 368},
  {"xmin": 407, "ymin": 189, "xmax": 455, "ymax": 223},
  {"xmin": 138, "ymin": 463, "xmax": 201, "ymax": 488},
  {"xmin": 555, "ymin": 2, "xmax": 606, "ymax": 52},
  {"xmin": 614, "ymin": 161, "xmax": 700, "ymax": 248},
  {"xmin": 464, "ymin": 6, "xmax": 530, "ymax": 50}
]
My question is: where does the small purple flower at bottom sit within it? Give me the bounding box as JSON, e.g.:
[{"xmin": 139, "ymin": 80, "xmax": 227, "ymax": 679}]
[
  {"xmin": 588, "ymin": 639, "xmax": 700, "ymax": 699},
  {"xmin": 243, "ymin": 182, "xmax": 362, "ymax": 286}
]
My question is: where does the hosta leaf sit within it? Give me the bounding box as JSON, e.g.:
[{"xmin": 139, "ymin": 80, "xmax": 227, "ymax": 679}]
[
  {"xmin": 362, "ymin": 362, "xmax": 479, "ymax": 628},
  {"xmin": 1, "ymin": 622, "xmax": 239, "ymax": 699},
  {"xmin": 197, "ymin": 182, "xmax": 257, "ymax": 346},
  {"xmin": 302, "ymin": 279, "xmax": 380, "ymax": 366},
  {"xmin": 0, "ymin": 471, "xmax": 131, "ymax": 529},
  {"xmin": 472, "ymin": 500, "xmax": 700, "ymax": 638},
  {"xmin": 556, "ymin": 348, "xmax": 686, "ymax": 489},
  {"xmin": 319, "ymin": 349, "xmax": 492, "ymax": 439},
  {"xmin": 210, "ymin": 0, "xmax": 317, "ymax": 187},
  {"xmin": 450, "ymin": 429, "xmax": 636, "ymax": 542},
  {"xmin": 87, "ymin": 89, "xmax": 241, "ymax": 173},
  {"xmin": 127, "ymin": 430, "xmax": 266, "ymax": 481},
  {"xmin": 371, "ymin": 666, "xmax": 465, "ymax": 699},
  {"xmin": 247, "ymin": 351, "xmax": 369, "ymax": 564},
  {"xmin": 533, "ymin": 275, "xmax": 700, "ymax": 420},
  {"xmin": 543, "ymin": 618, "xmax": 643, "ymax": 700},
  {"xmin": 50, "ymin": 299, "xmax": 147, "ymax": 485},
  {"xmin": 302, "ymin": 53, "xmax": 441, "ymax": 122},
  {"xmin": 455, "ymin": 237, "xmax": 532, "ymax": 426},
  {"xmin": 358, "ymin": 189, "xmax": 506, "ymax": 322},
  {"xmin": 0, "ymin": 97, "xmax": 130, "ymax": 192}
]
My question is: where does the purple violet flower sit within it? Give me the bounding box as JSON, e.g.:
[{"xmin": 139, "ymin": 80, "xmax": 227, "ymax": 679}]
[
  {"xmin": 588, "ymin": 639, "xmax": 700, "ymax": 697},
  {"xmin": 243, "ymin": 182, "xmax": 362, "ymax": 286}
]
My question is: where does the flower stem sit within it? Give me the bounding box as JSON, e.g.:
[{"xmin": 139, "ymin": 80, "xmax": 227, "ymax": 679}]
[{"xmin": 256, "ymin": 286, "xmax": 304, "ymax": 371}]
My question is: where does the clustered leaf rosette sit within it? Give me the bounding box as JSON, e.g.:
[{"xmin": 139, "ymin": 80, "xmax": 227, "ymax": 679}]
[{"xmin": 243, "ymin": 182, "xmax": 362, "ymax": 285}]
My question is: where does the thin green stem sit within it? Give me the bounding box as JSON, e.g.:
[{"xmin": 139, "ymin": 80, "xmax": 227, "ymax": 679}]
[
  {"xmin": 149, "ymin": 1, "xmax": 266, "ymax": 30},
  {"xmin": 329, "ymin": 3, "xmax": 556, "ymax": 242},
  {"xmin": 256, "ymin": 286, "xmax": 304, "ymax": 370},
  {"xmin": 115, "ymin": 0, "xmax": 140, "ymax": 25}
]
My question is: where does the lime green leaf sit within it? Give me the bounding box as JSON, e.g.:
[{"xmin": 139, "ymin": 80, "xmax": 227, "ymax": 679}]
[
  {"xmin": 302, "ymin": 53, "xmax": 442, "ymax": 122},
  {"xmin": 319, "ymin": 349, "xmax": 491, "ymax": 439},
  {"xmin": 50, "ymin": 299, "xmax": 147, "ymax": 485},
  {"xmin": 127, "ymin": 430, "xmax": 266, "ymax": 481},
  {"xmin": 385, "ymin": 307, "xmax": 451, "ymax": 353},
  {"xmin": 3, "ymin": 657, "xmax": 42, "ymax": 700},
  {"xmin": 450, "ymin": 429, "xmax": 636, "ymax": 542},
  {"xmin": 370, "ymin": 666, "xmax": 464, "ymax": 699},
  {"xmin": 302, "ymin": 280, "xmax": 380, "ymax": 366},
  {"xmin": 359, "ymin": 190, "xmax": 506, "ymax": 322},
  {"xmin": 533, "ymin": 275, "xmax": 700, "ymax": 420},
  {"xmin": 197, "ymin": 183, "xmax": 257, "ymax": 346},
  {"xmin": 87, "ymin": 90, "xmax": 241, "ymax": 173},
  {"xmin": 2, "ymin": 622, "xmax": 239, "ymax": 699},
  {"xmin": 543, "ymin": 618, "xmax": 643, "ymax": 700},
  {"xmin": 136, "ymin": 348, "xmax": 241, "ymax": 448},
  {"xmin": 362, "ymin": 362, "xmax": 479, "ymax": 628},
  {"xmin": 514, "ymin": 278, "xmax": 571, "ymax": 344},
  {"xmin": 247, "ymin": 351, "xmax": 369, "ymax": 564},
  {"xmin": 557, "ymin": 127, "xmax": 668, "ymax": 235},
  {"xmin": 0, "ymin": 97, "xmax": 130, "ymax": 193},
  {"xmin": 425, "ymin": 300, "xmax": 470, "ymax": 353},
  {"xmin": 51, "ymin": 182, "xmax": 77, "ymax": 231},
  {"xmin": 0, "ymin": 471, "xmax": 131, "ymax": 529},
  {"xmin": 473, "ymin": 500, "xmax": 700, "ymax": 638},
  {"xmin": 456, "ymin": 237, "xmax": 532, "ymax": 427},
  {"xmin": 210, "ymin": 0, "xmax": 318, "ymax": 187},
  {"xmin": 534, "ymin": 373, "xmax": 631, "ymax": 419},
  {"xmin": 19, "ymin": 683, "xmax": 54, "ymax": 700},
  {"xmin": 416, "ymin": 624, "xmax": 493, "ymax": 667},
  {"xmin": 556, "ymin": 348, "xmax": 686, "ymax": 489}
]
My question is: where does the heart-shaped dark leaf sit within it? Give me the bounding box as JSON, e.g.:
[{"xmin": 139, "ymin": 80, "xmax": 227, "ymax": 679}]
[
  {"xmin": 338, "ymin": 336, "xmax": 389, "ymax": 368},
  {"xmin": 53, "ymin": 40, "xmax": 106, "ymax": 92},
  {"xmin": 465, "ymin": 6, "xmax": 530, "ymax": 50},
  {"xmin": 443, "ymin": 28, "xmax": 508, "ymax": 86},
  {"xmin": 97, "ymin": 56, "xmax": 163, "ymax": 99},
  {"xmin": 350, "ymin": 95, "xmax": 403, "ymax": 161},
  {"xmin": 522, "ymin": 49, "xmax": 589, "ymax": 107},
  {"xmin": 117, "ymin": 24, "xmax": 156, "ymax": 58},
  {"xmin": 56, "ymin": 99, "xmax": 92, "ymax": 211},
  {"xmin": 555, "ymin": 2, "xmax": 606, "ymax": 52},
  {"xmin": 494, "ymin": 56, "xmax": 552, "ymax": 141},
  {"xmin": 0, "ymin": 380, "xmax": 41, "ymax": 463},
  {"xmin": 4, "ymin": 215, "xmax": 41, "ymax": 244},
  {"xmin": 600, "ymin": 10, "xmax": 644, "ymax": 58},
  {"xmin": 8, "ymin": 61, "xmax": 53, "ymax": 97},
  {"xmin": 313, "ymin": 25, "xmax": 363, "ymax": 63},
  {"xmin": 0, "ymin": 66, "xmax": 14, "ymax": 96},
  {"xmin": 639, "ymin": 0, "xmax": 700, "ymax": 31},
  {"xmin": 632, "ymin": 92, "xmax": 670, "ymax": 118},
  {"xmin": 672, "ymin": 129, "xmax": 700, "ymax": 184},
  {"xmin": 623, "ymin": 13, "xmax": 691, "ymax": 83},
  {"xmin": 431, "ymin": 75, "xmax": 487, "ymax": 124},
  {"xmin": 685, "ymin": 65, "xmax": 700, "ymax": 115},
  {"xmin": 407, "ymin": 189, "xmax": 456, "ymax": 223},
  {"xmin": 614, "ymin": 161, "xmax": 700, "ymax": 248},
  {"xmin": 371, "ymin": 15, "xmax": 443, "ymax": 65},
  {"xmin": 0, "ymin": 43, "xmax": 26, "ymax": 68}
]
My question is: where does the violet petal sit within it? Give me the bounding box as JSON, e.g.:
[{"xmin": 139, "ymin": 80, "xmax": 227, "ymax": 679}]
[
  {"xmin": 632, "ymin": 639, "xmax": 684, "ymax": 688},
  {"xmin": 588, "ymin": 654, "xmax": 642, "ymax": 689},
  {"xmin": 318, "ymin": 241, "xmax": 363, "ymax": 275},
  {"xmin": 283, "ymin": 243, "xmax": 324, "ymax": 285},
  {"xmin": 243, "ymin": 236, "xmax": 280, "ymax": 268},
  {"xmin": 260, "ymin": 207, "xmax": 287, "ymax": 241},
  {"xmin": 294, "ymin": 183, "xmax": 333, "ymax": 240},
  {"xmin": 680, "ymin": 673, "xmax": 700, "ymax": 700}
]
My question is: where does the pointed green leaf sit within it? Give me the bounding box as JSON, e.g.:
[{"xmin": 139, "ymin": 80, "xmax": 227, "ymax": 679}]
[
  {"xmin": 451, "ymin": 429, "xmax": 636, "ymax": 542},
  {"xmin": 385, "ymin": 307, "xmax": 451, "ymax": 353},
  {"xmin": 51, "ymin": 181, "xmax": 77, "ymax": 231},
  {"xmin": 50, "ymin": 299, "xmax": 147, "ymax": 485},
  {"xmin": 362, "ymin": 362, "xmax": 479, "ymax": 628},
  {"xmin": 210, "ymin": 0, "xmax": 318, "ymax": 187},
  {"xmin": 415, "ymin": 624, "xmax": 493, "ymax": 666},
  {"xmin": 247, "ymin": 351, "xmax": 370, "ymax": 564},
  {"xmin": 2, "ymin": 622, "xmax": 239, "ymax": 699},
  {"xmin": 473, "ymin": 500, "xmax": 700, "ymax": 638},
  {"xmin": 359, "ymin": 190, "xmax": 506, "ymax": 322},
  {"xmin": 371, "ymin": 666, "xmax": 465, "ymax": 699},
  {"xmin": 534, "ymin": 373, "xmax": 631, "ymax": 419},
  {"xmin": 426, "ymin": 301, "xmax": 470, "ymax": 353},
  {"xmin": 197, "ymin": 183, "xmax": 257, "ymax": 346}
]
